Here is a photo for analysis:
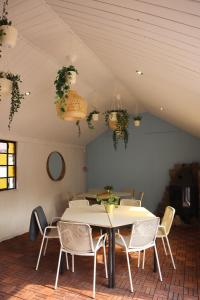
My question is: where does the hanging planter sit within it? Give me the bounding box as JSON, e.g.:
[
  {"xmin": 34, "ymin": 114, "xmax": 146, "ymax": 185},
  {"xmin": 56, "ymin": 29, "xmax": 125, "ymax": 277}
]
[
  {"xmin": 0, "ymin": 77, "xmax": 12, "ymax": 96},
  {"xmin": 109, "ymin": 111, "xmax": 117, "ymax": 121},
  {"xmin": 86, "ymin": 110, "xmax": 100, "ymax": 129},
  {"xmin": 105, "ymin": 110, "xmax": 129, "ymax": 150},
  {"xmin": 0, "ymin": 72, "xmax": 24, "ymax": 129},
  {"xmin": 133, "ymin": 115, "xmax": 142, "ymax": 127},
  {"xmin": 67, "ymin": 70, "xmax": 77, "ymax": 85}
]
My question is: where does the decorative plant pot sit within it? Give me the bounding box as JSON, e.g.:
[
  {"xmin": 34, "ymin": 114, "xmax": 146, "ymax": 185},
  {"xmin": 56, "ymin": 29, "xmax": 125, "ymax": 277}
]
[
  {"xmin": 0, "ymin": 25, "xmax": 18, "ymax": 48},
  {"xmin": 0, "ymin": 78, "xmax": 12, "ymax": 96},
  {"xmin": 66, "ymin": 71, "xmax": 77, "ymax": 85},
  {"xmin": 134, "ymin": 120, "xmax": 141, "ymax": 127},
  {"xmin": 109, "ymin": 111, "xmax": 117, "ymax": 121},
  {"xmin": 92, "ymin": 113, "xmax": 99, "ymax": 121},
  {"xmin": 104, "ymin": 204, "xmax": 115, "ymax": 213}
]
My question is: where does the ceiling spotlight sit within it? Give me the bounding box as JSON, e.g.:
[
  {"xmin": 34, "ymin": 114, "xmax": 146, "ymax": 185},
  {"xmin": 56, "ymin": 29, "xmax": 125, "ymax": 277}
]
[
  {"xmin": 25, "ymin": 91, "xmax": 31, "ymax": 96},
  {"xmin": 160, "ymin": 106, "xmax": 164, "ymax": 111},
  {"xmin": 136, "ymin": 70, "xmax": 143, "ymax": 75}
]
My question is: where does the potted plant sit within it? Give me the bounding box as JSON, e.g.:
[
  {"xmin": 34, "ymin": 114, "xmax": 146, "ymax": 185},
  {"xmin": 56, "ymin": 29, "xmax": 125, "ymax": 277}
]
[
  {"xmin": 133, "ymin": 115, "xmax": 142, "ymax": 127},
  {"xmin": 0, "ymin": 0, "xmax": 18, "ymax": 50},
  {"xmin": 0, "ymin": 72, "xmax": 24, "ymax": 129},
  {"xmin": 105, "ymin": 109, "xmax": 129, "ymax": 150},
  {"xmin": 97, "ymin": 193, "xmax": 119, "ymax": 213},
  {"xmin": 104, "ymin": 185, "xmax": 113, "ymax": 193},
  {"xmin": 86, "ymin": 110, "xmax": 100, "ymax": 129}
]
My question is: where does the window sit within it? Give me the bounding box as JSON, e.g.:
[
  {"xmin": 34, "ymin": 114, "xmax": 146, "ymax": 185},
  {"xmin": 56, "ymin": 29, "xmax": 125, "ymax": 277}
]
[{"xmin": 0, "ymin": 140, "xmax": 16, "ymax": 191}]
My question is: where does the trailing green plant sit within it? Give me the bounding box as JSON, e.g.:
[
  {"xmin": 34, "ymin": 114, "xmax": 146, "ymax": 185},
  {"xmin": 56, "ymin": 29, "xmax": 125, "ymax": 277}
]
[
  {"xmin": 104, "ymin": 109, "xmax": 129, "ymax": 150},
  {"xmin": 0, "ymin": 0, "xmax": 12, "ymax": 58},
  {"xmin": 97, "ymin": 193, "xmax": 119, "ymax": 206},
  {"xmin": 86, "ymin": 110, "xmax": 99, "ymax": 129},
  {"xmin": 76, "ymin": 120, "xmax": 81, "ymax": 137},
  {"xmin": 134, "ymin": 115, "xmax": 142, "ymax": 121},
  {"xmin": 54, "ymin": 65, "xmax": 78, "ymax": 102},
  {"xmin": 0, "ymin": 72, "xmax": 24, "ymax": 129}
]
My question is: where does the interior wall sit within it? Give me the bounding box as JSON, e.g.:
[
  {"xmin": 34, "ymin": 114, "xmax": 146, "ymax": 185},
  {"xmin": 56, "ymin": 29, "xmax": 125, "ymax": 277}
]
[
  {"xmin": 86, "ymin": 113, "xmax": 200, "ymax": 213},
  {"xmin": 0, "ymin": 136, "xmax": 86, "ymax": 242}
]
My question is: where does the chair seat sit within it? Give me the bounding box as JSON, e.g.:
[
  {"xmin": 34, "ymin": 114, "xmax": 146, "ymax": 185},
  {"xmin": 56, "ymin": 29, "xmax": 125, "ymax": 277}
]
[
  {"xmin": 46, "ymin": 227, "xmax": 59, "ymax": 238},
  {"xmin": 157, "ymin": 226, "xmax": 166, "ymax": 237}
]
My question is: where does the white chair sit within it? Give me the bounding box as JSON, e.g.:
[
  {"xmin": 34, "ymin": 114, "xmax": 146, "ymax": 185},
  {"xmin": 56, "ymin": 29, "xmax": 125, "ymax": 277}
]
[
  {"xmin": 34, "ymin": 207, "xmax": 60, "ymax": 270},
  {"xmin": 116, "ymin": 218, "xmax": 162, "ymax": 292},
  {"xmin": 69, "ymin": 199, "xmax": 89, "ymax": 207},
  {"xmin": 120, "ymin": 199, "xmax": 141, "ymax": 207},
  {"xmin": 55, "ymin": 221, "xmax": 108, "ymax": 298},
  {"xmin": 157, "ymin": 206, "xmax": 176, "ymax": 269}
]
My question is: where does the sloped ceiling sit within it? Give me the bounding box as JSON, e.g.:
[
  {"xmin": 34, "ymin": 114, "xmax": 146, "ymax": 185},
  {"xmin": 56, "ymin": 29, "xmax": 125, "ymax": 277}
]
[{"xmin": 1, "ymin": 0, "xmax": 200, "ymax": 145}]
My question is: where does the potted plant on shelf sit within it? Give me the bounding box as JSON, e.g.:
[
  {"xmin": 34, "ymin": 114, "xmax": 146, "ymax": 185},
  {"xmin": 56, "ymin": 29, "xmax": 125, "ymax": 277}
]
[
  {"xmin": 97, "ymin": 193, "xmax": 119, "ymax": 213},
  {"xmin": 133, "ymin": 115, "xmax": 142, "ymax": 127},
  {"xmin": 104, "ymin": 109, "xmax": 129, "ymax": 150},
  {"xmin": 0, "ymin": 0, "xmax": 18, "ymax": 52},
  {"xmin": 0, "ymin": 72, "xmax": 24, "ymax": 129},
  {"xmin": 86, "ymin": 110, "xmax": 100, "ymax": 129},
  {"xmin": 104, "ymin": 185, "xmax": 113, "ymax": 193}
]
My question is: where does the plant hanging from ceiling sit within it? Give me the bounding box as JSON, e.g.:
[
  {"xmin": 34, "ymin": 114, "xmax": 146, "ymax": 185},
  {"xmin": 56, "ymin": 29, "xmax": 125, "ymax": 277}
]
[
  {"xmin": 104, "ymin": 109, "xmax": 129, "ymax": 150},
  {"xmin": 0, "ymin": 72, "xmax": 24, "ymax": 129},
  {"xmin": 133, "ymin": 114, "xmax": 142, "ymax": 127},
  {"xmin": 86, "ymin": 110, "xmax": 100, "ymax": 129},
  {"xmin": 0, "ymin": 0, "xmax": 18, "ymax": 57}
]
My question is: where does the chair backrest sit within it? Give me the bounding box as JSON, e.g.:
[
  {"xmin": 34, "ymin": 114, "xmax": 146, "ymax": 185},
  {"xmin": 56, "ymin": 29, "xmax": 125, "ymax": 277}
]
[
  {"xmin": 34, "ymin": 206, "xmax": 48, "ymax": 236},
  {"xmin": 120, "ymin": 199, "xmax": 141, "ymax": 207},
  {"xmin": 139, "ymin": 192, "xmax": 144, "ymax": 201},
  {"xmin": 122, "ymin": 188, "xmax": 135, "ymax": 198},
  {"xmin": 69, "ymin": 199, "xmax": 89, "ymax": 208},
  {"xmin": 57, "ymin": 221, "xmax": 94, "ymax": 253},
  {"xmin": 129, "ymin": 217, "xmax": 160, "ymax": 249},
  {"xmin": 161, "ymin": 206, "xmax": 175, "ymax": 235}
]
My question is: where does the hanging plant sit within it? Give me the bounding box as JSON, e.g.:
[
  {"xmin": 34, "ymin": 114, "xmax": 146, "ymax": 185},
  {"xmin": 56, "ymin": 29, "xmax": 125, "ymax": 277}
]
[
  {"xmin": 76, "ymin": 120, "xmax": 81, "ymax": 137},
  {"xmin": 104, "ymin": 109, "xmax": 129, "ymax": 150},
  {"xmin": 133, "ymin": 115, "xmax": 142, "ymax": 127},
  {"xmin": 0, "ymin": 0, "xmax": 18, "ymax": 56},
  {"xmin": 54, "ymin": 65, "xmax": 78, "ymax": 101},
  {"xmin": 86, "ymin": 110, "xmax": 100, "ymax": 129},
  {"xmin": 0, "ymin": 72, "xmax": 24, "ymax": 129}
]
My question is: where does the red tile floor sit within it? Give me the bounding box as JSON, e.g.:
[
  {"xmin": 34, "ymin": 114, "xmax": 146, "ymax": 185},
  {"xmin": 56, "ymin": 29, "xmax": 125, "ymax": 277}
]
[{"xmin": 0, "ymin": 225, "xmax": 199, "ymax": 300}]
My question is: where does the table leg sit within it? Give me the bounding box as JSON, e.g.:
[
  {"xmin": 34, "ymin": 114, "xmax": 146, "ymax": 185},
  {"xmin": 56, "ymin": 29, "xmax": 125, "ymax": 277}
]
[
  {"xmin": 153, "ymin": 248, "xmax": 157, "ymax": 272},
  {"xmin": 60, "ymin": 252, "xmax": 66, "ymax": 274},
  {"xmin": 108, "ymin": 228, "xmax": 112, "ymax": 288}
]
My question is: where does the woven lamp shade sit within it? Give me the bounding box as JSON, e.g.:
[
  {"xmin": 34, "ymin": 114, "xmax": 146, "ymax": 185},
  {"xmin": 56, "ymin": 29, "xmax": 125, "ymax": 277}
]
[
  {"xmin": 56, "ymin": 89, "xmax": 87, "ymax": 121},
  {"xmin": 109, "ymin": 120, "xmax": 117, "ymax": 130}
]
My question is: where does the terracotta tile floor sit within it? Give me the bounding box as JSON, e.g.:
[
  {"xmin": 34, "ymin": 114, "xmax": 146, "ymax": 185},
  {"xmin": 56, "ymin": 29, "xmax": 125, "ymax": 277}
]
[{"xmin": 0, "ymin": 225, "xmax": 199, "ymax": 300}]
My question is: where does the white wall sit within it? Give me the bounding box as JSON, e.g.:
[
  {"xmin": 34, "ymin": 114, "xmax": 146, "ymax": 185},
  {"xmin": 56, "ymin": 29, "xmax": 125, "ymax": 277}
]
[{"xmin": 0, "ymin": 136, "xmax": 86, "ymax": 241}]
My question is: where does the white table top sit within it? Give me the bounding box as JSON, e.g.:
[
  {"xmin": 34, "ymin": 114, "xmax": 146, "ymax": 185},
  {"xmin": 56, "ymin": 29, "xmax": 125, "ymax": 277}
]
[
  {"xmin": 76, "ymin": 192, "xmax": 132, "ymax": 199},
  {"xmin": 61, "ymin": 205, "xmax": 156, "ymax": 228}
]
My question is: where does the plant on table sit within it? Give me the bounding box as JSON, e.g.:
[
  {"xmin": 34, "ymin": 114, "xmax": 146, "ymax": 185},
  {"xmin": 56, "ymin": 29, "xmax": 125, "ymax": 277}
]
[
  {"xmin": 97, "ymin": 193, "xmax": 119, "ymax": 213},
  {"xmin": 86, "ymin": 110, "xmax": 100, "ymax": 129}
]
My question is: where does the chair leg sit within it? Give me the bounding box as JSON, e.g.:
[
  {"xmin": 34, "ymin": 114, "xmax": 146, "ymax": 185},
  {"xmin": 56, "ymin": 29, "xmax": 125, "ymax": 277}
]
[
  {"xmin": 142, "ymin": 250, "xmax": 146, "ymax": 269},
  {"xmin": 154, "ymin": 244, "xmax": 162, "ymax": 281},
  {"xmin": 161, "ymin": 237, "xmax": 168, "ymax": 255},
  {"xmin": 103, "ymin": 244, "xmax": 108, "ymax": 278},
  {"xmin": 138, "ymin": 251, "xmax": 141, "ymax": 268},
  {"xmin": 36, "ymin": 235, "xmax": 46, "ymax": 270},
  {"xmin": 54, "ymin": 248, "xmax": 62, "ymax": 289},
  {"xmin": 66, "ymin": 253, "xmax": 69, "ymax": 270},
  {"xmin": 72, "ymin": 254, "xmax": 74, "ymax": 272},
  {"xmin": 43, "ymin": 238, "xmax": 49, "ymax": 256},
  {"xmin": 126, "ymin": 251, "xmax": 133, "ymax": 292},
  {"xmin": 165, "ymin": 236, "xmax": 176, "ymax": 269},
  {"xmin": 92, "ymin": 254, "xmax": 97, "ymax": 299}
]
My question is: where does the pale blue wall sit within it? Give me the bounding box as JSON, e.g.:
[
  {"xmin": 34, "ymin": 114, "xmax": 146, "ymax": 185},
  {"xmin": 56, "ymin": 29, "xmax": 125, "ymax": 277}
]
[{"xmin": 86, "ymin": 113, "xmax": 200, "ymax": 212}]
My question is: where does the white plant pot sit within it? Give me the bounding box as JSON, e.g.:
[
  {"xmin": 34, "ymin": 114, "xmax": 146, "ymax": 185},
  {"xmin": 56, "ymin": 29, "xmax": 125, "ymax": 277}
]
[
  {"xmin": 0, "ymin": 25, "xmax": 18, "ymax": 48},
  {"xmin": 92, "ymin": 113, "xmax": 99, "ymax": 121},
  {"xmin": 67, "ymin": 70, "xmax": 77, "ymax": 85},
  {"xmin": 134, "ymin": 120, "xmax": 141, "ymax": 127},
  {"xmin": 0, "ymin": 78, "xmax": 12, "ymax": 96},
  {"xmin": 109, "ymin": 111, "xmax": 117, "ymax": 121}
]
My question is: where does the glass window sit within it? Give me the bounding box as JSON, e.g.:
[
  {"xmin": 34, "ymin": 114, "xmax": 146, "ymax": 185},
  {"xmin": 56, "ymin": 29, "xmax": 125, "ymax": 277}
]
[{"xmin": 0, "ymin": 140, "xmax": 16, "ymax": 191}]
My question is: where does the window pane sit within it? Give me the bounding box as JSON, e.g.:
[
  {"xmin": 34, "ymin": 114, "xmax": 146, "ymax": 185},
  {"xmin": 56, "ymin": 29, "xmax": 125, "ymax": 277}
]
[
  {"xmin": 0, "ymin": 178, "xmax": 7, "ymax": 189},
  {"xmin": 8, "ymin": 143, "xmax": 15, "ymax": 154},
  {"xmin": 0, "ymin": 142, "xmax": 7, "ymax": 153},
  {"xmin": 0, "ymin": 154, "xmax": 7, "ymax": 165},
  {"xmin": 8, "ymin": 166, "xmax": 15, "ymax": 177},
  {"xmin": 8, "ymin": 154, "xmax": 14, "ymax": 165},
  {"xmin": 0, "ymin": 166, "xmax": 7, "ymax": 177},
  {"xmin": 8, "ymin": 177, "xmax": 15, "ymax": 189}
]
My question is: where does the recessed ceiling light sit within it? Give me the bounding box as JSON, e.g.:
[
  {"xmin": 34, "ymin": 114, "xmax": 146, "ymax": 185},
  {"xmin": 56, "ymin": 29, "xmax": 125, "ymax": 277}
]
[
  {"xmin": 25, "ymin": 91, "xmax": 31, "ymax": 96},
  {"xmin": 160, "ymin": 106, "xmax": 164, "ymax": 111},
  {"xmin": 136, "ymin": 70, "xmax": 143, "ymax": 75}
]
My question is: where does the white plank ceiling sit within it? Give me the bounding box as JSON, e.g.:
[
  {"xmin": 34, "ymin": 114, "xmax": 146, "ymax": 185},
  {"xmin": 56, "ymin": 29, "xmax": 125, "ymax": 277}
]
[{"xmin": 1, "ymin": 0, "xmax": 200, "ymax": 144}]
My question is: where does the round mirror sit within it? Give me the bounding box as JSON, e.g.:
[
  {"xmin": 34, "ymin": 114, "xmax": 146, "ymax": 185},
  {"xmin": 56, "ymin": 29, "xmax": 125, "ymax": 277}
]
[{"xmin": 47, "ymin": 152, "xmax": 65, "ymax": 181}]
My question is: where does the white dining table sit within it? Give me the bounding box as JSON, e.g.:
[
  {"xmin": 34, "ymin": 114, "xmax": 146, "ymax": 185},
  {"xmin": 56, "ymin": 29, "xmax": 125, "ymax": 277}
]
[
  {"xmin": 76, "ymin": 191, "xmax": 132, "ymax": 200},
  {"xmin": 61, "ymin": 205, "xmax": 156, "ymax": 288}
]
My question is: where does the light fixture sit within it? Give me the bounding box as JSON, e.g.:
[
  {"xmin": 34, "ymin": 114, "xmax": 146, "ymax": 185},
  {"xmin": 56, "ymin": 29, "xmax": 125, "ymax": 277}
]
[
  {"xmin": 25, "ymin": 91, "xmax": 31, "ymax": 96},
  {"xmin": 136, "ymin": 70, "xmax": 143, "ymax": 75}
]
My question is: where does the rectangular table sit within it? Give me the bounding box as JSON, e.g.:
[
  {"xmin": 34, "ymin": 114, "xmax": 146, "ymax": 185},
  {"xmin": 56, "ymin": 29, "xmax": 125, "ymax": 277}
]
[{"xmin": 61, "ymin": 205, "xmax": 156, "ymax": 288}]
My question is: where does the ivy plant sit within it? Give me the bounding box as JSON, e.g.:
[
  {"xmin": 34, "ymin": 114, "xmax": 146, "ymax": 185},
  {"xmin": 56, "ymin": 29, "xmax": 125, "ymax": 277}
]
[
  {"xmin": 0, "ymin": 72, "xmax": 24, "ymax": 129},
  {"xmin": 134, "ymin": 115, "xmax": 142, "ymax": 121},
  {"xmin": 97, "ymin": 193, "xmax": 120, "ymax": 206},
  {"xmin": 104, "ymin": 109, "xmax": 129, "ymax": 150},
  {"xmin": 86, "ymin": 110, "xmax": 99, "ymax": 129},
  {"xmin": 0, "ymin": 0, "xmax": 12, "ymax": 58}
]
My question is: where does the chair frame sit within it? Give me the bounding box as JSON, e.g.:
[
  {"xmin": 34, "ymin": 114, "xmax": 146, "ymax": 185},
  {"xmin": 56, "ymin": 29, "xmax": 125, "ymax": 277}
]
[
  {"xmin": 120, "ymin": 199, "xmax": 141, "ymax": 207},
  {"xmin": 69, "ymin": 199, "xmax": 89, "ymax": 207},
  {"xmin": 55, "ymin": 221, "xmax": 108, "ymax": 299}
]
